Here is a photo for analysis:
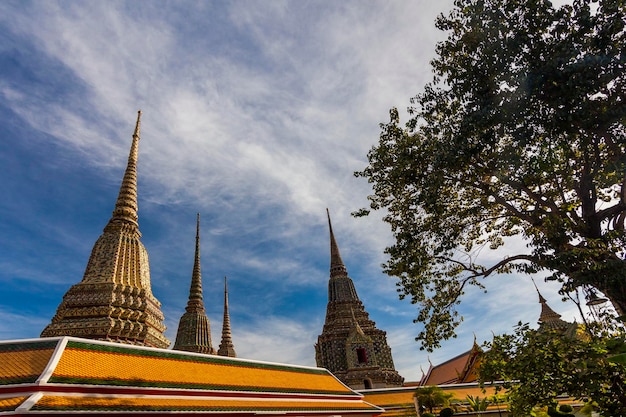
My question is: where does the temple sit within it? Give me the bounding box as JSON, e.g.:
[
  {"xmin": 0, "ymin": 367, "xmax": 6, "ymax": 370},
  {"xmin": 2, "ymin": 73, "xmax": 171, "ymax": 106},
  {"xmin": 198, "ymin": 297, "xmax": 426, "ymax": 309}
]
[
  {"xmin": 40, "ymin": 111, "xmax": 169, "ymax": 349},
  {"xmin": 173, "ymin": 214, "xmax": 216, "ymax": 354},
  {"xmin": 315, "ymin": 210, "xmax": 404, "ymax": 390}
]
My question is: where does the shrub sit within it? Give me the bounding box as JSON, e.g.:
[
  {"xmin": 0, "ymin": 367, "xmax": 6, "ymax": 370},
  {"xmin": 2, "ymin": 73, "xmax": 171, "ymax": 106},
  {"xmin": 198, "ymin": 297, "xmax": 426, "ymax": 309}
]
[{"xmin": 439, "ymin": 407, "xmax": 454, "ymax": 417}]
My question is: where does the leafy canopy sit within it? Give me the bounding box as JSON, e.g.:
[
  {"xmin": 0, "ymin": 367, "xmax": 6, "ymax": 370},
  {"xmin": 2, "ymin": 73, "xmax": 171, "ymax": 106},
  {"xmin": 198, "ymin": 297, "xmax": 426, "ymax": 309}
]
[{"xmin": 355, "ymin": 0, "xmax": 626, "ymax": 350}]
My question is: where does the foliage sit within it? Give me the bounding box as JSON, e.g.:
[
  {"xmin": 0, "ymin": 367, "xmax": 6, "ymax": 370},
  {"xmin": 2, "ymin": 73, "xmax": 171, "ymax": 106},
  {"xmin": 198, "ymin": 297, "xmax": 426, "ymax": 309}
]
[
  {"xmin": 479, "ymin": 322, "xmax": 626, "ymax": 416},
  {"xmin": 414, "ymin": 386, "xmax": 453, "ymax": 414},
  {"xmin": 355, "ymin": 0, "xmax": 626, "ymax": 350},
  {"xmin": 466, "ymin": 394, "xmax": 489, "ymax": 412}
]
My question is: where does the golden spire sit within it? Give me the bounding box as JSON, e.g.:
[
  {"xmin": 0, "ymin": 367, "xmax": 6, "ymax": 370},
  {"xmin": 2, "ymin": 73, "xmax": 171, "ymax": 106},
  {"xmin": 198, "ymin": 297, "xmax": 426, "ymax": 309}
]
[
  {"xmin": 107, "ymin": 110, "xmax": 141, "ymax": 230},
  {"xmin": 41, "ymin": 111, "xmax": 170, "ymax": 349},
  {"xmin": 217, "ymin": 276, "xmax": 237, "ymax": 357}
]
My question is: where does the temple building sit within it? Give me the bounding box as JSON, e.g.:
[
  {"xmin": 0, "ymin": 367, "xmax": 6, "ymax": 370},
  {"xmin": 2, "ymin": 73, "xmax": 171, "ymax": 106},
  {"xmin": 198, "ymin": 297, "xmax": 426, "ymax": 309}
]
[
  {"xmin": 315, "ymin": 210, "xmax": 404, "ymax": 390},
  {"xmin": 173, "ymin": 214, "xmax": 216, "ymax": 354},
  {"xmin": 40, "ymin": 111, "xmax": 170, "ymax": 349}
]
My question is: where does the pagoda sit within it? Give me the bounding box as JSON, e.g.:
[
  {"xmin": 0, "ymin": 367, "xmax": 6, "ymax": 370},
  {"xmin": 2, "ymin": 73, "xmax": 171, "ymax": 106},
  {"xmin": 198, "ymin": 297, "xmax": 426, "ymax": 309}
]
[
  {"xmin": 217, "ymin": 277, "xmax": 237, "ymax": 357},
  {"xmin": 533, "ymin": 280, "xmax": 579, "ymax": 337},
  {"xmin": 173, "ymin": 214, "xmax": 216, "ymax": 354},
  {"xmin": 315, "ymin": 210, "xmax": 403, "ymax": 389},
  {"xmin": 41, "ymin": 111, "xmax": 170, "ymax": 349}
]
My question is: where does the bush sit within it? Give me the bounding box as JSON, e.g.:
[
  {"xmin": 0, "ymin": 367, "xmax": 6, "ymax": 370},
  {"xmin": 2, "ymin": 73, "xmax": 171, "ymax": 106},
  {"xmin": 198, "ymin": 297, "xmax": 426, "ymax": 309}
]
[
  {"xmin": 439, "ymin": 408, "xmax": 454, "ymax": 417},
  {"xmin": 547, "ymin": 404, "xmax": 574, "ymax": 417}
]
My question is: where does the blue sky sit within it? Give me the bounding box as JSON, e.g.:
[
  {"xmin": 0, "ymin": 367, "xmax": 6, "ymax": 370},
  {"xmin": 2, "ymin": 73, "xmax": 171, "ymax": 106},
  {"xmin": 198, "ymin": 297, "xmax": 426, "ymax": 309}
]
[{"xmin": 0, "ymin": 0, "xmax": 583, "ymax": 382}]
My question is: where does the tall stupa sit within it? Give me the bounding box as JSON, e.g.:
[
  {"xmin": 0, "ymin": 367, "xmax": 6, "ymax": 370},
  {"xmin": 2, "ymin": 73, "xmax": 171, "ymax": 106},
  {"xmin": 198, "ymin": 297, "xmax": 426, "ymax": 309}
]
[
  {"xmin": 315, "ymin": 210, "xmax": 403, "ymax": 389},
  {"xmin": 41, "ymin": 111, "xmax": 170, "ymax": 349}
]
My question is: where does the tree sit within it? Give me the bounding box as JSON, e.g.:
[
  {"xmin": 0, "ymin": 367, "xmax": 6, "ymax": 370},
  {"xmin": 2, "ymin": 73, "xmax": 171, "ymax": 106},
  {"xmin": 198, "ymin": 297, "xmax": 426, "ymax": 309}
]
[
  {"xmin": 355, "ymin": 0, "xmax": 626, "ymax": 350},
  {"xmin": 414, "ymin": 386, "xmax": 453, "ymax": 415},
  {"xmin": 479, "ymin": 322, "xmax": 626, "ymax": 416}
]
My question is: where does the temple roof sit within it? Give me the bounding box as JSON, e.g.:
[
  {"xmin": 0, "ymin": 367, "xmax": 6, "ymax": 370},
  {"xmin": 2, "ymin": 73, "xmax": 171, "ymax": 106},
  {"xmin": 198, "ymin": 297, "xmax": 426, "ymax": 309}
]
[
  {"xmin": 418, "ymin": 340, "xmax": 482, "ymax": 386},
  {"xmin": 0, "ymin": 337, "xmax": 381, "ymax": 416}
]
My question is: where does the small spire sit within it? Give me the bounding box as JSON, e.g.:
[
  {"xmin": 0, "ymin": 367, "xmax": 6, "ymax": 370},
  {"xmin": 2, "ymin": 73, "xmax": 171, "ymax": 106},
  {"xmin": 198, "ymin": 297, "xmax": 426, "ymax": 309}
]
[
  {"xmin": 327, "ymin": 208, "xmax": 348, "ymax": 278},
  {"xmin": 350, "ymin": 308, "xmax": 365, "ymax": 336},
  {"xmin": 107, "ymin": 110, "xmax": 142, "ymax": 229},
  {"xmin": 218, "ymin": 277, "xmax": 237, "ymax": 357}
]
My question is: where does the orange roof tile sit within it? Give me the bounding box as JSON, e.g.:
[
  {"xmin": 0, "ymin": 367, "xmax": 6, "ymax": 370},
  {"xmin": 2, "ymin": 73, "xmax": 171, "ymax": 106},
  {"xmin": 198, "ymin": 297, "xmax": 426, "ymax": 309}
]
[
  {"xmin": 49, "ymin": 339, "xmax": 350, "ymax": 394},
  {"xmin": 0, "ymin": 340, "xmax": 56, "ymax": 385},
  {"xmin": 0, "ymin": 396, "xmax": 28, "ymax": 412}
]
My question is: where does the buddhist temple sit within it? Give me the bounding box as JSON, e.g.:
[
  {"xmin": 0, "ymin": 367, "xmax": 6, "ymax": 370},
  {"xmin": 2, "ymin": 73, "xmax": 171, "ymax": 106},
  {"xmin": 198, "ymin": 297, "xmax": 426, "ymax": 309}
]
[
  {"xmin": 173, "ymin": 214, "xmax": 216, "ymax": 354},
  {"xmin": 217, "ymin": 277, "xmax": 237, "ymax": 357},
  {"xmin": 40, "ymin": 111, "xmax": 170, "ymax": 349},
  {"xmin": 315, "ymin": 210, "xmax": 404, "ymax": 390}
]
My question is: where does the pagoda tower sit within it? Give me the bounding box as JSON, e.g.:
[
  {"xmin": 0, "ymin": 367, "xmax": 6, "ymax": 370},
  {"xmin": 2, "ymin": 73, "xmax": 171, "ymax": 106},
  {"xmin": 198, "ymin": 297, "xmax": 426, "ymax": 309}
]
[
  {"xmin": 217, "ymin": 277, "xmax": 237, "ymax": 357},
  {"xmin": 315, "ymin": 210, "xmax": 403, "ymax": 390},
  {"xmin": 532, "ymin": 280, "xmax": 578, "ymax": 337},
  {"xmin": 41, "ymin": 111, "xmax": 170, "ymax": 349},
  {"xmin": 173, "ymin": 214, "xmax": 216, "ymax": 354}
]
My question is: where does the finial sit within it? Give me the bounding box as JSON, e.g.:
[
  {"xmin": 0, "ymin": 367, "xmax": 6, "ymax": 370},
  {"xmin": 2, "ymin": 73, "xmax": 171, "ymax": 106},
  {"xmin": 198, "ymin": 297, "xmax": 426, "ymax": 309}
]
[
  {"xmin": 106, "ymin": 112, "xmax": 142, "ymax": 229},
  {"xmin": 133, "ymin": 110, "xmax": 142, "ymax": 139},
  {"xmin": 531, "ymin": 278, "xmax": 547, "ymax": 303}
]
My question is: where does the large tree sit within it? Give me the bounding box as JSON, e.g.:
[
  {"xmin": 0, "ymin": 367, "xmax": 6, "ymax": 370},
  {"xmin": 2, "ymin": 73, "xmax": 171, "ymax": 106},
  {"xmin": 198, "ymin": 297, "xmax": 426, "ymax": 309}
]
[{"xmin": 355, "ymin": 0, "xmax": 626, "ymax": 351}]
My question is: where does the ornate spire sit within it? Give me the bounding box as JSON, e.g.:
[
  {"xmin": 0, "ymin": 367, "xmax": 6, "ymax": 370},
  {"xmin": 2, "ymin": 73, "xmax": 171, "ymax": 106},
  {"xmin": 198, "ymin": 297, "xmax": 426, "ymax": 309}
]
[
  {"xmin": 41, "ymin": 112, "xmax": 170, "ymax": 349},
  {"xmin": 532, "ymin": 279, "xmax": 571, "ymax": 331},
  {"xmin": 188, "ymin": 213, "xmax": 204, "ymax": 306},
  {"xmin": 173, "ymin": 214, "xmax": 215, "ymax": 354},
  {"xmin": 327, "ymin": 208, "xmax": 348, "ymax": 278},
  {"xmin": 107, "ymin": 110, "xmax": 141, "ymax": 230},
  {"xmin": 316, "ymin": 210, "xmax": 403, "ymax": 389},
  {"xmin": 218, "ymin": 277, "xmax": 236, "ymax": 357},
  {"xmin": 326, "ymin": 209, "xmax": 358, "ymax": 302}
]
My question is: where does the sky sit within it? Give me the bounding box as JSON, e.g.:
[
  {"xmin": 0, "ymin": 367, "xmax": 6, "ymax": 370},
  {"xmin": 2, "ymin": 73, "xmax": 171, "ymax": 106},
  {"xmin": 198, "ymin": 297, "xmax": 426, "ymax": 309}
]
[{"xmin": 0, "ymin": 0, "xmax": 587, "ymax": 382}]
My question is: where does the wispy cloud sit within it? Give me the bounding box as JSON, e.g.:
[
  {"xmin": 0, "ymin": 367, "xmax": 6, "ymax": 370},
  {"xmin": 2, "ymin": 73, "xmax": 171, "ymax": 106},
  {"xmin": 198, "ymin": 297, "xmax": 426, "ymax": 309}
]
[{"xmin": 1, "ymin": 0, "xmax": 582, "ymax": 386}]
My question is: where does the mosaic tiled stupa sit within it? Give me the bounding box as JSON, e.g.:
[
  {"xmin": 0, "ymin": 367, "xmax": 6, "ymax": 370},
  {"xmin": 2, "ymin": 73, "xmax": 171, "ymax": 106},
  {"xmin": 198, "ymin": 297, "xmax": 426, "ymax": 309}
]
[
  {"xmin": 173, "ymin": 214, "xmax": 216, "ymax": 354},
  {"xmin": 315, "ymin": 210, "xmax": 403, "ymax": 390},
  {"xmin": 40, "ymin": 111, "xmax": 170, "ymax": 349}
]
